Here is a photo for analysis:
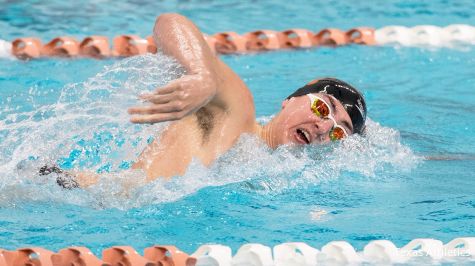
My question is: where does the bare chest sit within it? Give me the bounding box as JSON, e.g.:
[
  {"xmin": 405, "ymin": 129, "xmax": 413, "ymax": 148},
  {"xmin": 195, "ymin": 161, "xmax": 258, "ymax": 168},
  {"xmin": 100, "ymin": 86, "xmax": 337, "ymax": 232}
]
[{"xmin": 135, "ymin": 107, "xmax": 250, "ymax": 180}]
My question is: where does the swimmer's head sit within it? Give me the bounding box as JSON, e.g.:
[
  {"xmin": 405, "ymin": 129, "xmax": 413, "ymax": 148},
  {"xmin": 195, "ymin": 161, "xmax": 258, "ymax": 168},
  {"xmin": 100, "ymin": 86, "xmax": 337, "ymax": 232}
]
[{"xmin": 267, "ymin": 78, "xmax": 367, "ymax": 146}]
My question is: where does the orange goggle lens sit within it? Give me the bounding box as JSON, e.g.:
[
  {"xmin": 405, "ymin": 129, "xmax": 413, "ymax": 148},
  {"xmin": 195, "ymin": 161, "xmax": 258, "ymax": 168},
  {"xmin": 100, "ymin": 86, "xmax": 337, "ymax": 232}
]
[
  {"xmin": 311, "ymin": 99, "xmax": 330, "ymax": 117},
  {"xmin": 330, "ymin": 127, "xmax": 346, "ymax": 141}
]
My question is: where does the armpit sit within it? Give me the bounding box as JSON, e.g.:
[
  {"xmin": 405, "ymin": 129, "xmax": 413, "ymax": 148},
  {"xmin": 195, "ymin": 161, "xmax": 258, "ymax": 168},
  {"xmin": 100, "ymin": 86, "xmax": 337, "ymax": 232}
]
[{"xmin": 195, "ymin": 107, "xmax": 215, "ymax": 143}]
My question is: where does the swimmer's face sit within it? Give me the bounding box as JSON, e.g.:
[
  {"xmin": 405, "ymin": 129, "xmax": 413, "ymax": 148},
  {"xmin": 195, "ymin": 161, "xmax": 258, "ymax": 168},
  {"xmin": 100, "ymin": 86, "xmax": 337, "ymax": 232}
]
[{"xmin": 273, "ymin": 93, "xmax": 353, "ymax": 145}]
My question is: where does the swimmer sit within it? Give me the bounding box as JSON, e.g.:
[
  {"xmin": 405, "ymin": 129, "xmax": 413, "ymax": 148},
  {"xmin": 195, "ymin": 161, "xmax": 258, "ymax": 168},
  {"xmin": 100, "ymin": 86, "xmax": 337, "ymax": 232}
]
[{"xmin": 41, "ymin": 13, "xmax": 367, "ymax": 188}]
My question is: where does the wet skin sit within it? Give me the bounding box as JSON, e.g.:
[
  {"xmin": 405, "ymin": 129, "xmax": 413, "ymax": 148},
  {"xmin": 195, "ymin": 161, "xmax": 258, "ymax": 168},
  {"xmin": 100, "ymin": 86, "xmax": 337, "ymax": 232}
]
[
  {"xmin": 124, "ymin": 13, "xmax": 355, "ymax": 181},
  {"xmin": 88, "ymin": 13, "xmax": 354, "ymax": 183}
]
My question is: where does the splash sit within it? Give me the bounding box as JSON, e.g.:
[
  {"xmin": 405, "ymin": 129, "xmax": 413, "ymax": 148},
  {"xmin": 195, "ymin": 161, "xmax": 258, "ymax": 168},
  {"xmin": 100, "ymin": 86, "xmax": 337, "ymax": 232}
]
[
  {"xmin": 206, "ymin": 118, "xmax": 421, "ymax": 194},
  {"xmin": 0, "ymin": 54, "xmax": 420, "ymax": 209},
  {"xmin": 0, "ymin": 53, "xmax": 183, "ymax": 206}
]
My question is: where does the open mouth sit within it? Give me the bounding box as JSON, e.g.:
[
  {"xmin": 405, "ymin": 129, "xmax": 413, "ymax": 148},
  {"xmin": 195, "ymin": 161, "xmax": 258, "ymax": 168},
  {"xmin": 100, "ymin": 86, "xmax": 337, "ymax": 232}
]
[{"xmin": 296, "ymin": 128, "xmax": 311, "ymax": 144}]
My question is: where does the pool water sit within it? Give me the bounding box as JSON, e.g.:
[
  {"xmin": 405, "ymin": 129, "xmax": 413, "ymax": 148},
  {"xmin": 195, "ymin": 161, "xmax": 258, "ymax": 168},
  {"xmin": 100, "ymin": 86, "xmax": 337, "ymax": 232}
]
[{"xmin": 1, "ymin": 0, "xmax": 475, "ymax": 258}]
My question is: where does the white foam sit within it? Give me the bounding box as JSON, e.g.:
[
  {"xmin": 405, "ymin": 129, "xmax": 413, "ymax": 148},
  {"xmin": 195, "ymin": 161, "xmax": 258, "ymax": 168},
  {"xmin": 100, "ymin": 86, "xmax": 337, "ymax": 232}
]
[{"xmin": 0, "ymin": 53, "xmax": 183, "ymax": 206}]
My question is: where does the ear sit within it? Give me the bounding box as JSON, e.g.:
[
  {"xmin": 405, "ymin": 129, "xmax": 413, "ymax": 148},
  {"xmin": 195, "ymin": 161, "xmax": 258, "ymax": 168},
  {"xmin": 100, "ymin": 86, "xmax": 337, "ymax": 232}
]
[{"xmin": 281, "ymin": 99, "xmax": 290, "ymax": 109}]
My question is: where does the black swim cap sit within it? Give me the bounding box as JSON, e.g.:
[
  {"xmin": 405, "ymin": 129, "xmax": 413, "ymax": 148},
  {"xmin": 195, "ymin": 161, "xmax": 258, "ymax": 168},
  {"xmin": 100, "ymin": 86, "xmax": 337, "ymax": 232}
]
[{"xmin": 286, "ymin": 78, "xmax": 367, "ymax": 134}]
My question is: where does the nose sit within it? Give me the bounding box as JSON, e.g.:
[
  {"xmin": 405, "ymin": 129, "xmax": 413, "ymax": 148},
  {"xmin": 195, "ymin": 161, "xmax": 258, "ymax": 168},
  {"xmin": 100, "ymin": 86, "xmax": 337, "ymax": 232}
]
[{"xmin": 314, "ymin": 117, "xmax": 334, "ymax": 134}]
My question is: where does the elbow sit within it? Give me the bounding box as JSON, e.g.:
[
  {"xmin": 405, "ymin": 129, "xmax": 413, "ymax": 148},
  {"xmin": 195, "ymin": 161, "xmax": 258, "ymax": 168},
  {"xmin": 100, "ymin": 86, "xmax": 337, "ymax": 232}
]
[
  {"xmin": 153, "ymin": 13, "xmax": 189, "ymax": 37},
  {"xmin": 155, "ymin": 13, "xmax": 187, "ymax": 27}
]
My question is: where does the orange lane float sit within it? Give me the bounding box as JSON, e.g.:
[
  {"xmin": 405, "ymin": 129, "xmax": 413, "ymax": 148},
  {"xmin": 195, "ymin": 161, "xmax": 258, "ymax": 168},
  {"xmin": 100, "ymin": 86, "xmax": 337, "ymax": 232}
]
[
  {"xmin": 42, "ymin": 37, "xmax": 80, "ymax": 57},
  {"xmin": 212, "ymin": 32, "xmax": 247, "ymax": 54},
  {"xmin": 279, "ymin": 29, "xmax": 314, "ymax": 49},
  {"xmin": 79, "ymin": 36, "xmax": 111, "ymax": 58},
  {"xmin": 51, "ymin": 247, "xmax": 103, "ymax": 266},
  {"xmin": 314, "ymin": 28, "xmax": 349, "ymax": 46},
  {"xmin": 11, "ymin": 38, "xmax": 42, "ymax": 59},
  {"xmin": 112, "ymin": 35, "xmax": 148, "ymax": 57},
  {"xmin": 10, "ymin": 26, "xmax": 377, "ymax": 60},
  {"xmin": 146, "ymin": 36, "xmax": 157, "ymax": 54},
  {"xmin": 2, "ymin": 248, "xmax": 55, "ymax": 266},
  {"xmin": 103, "ymin": 246, "xmax": 156, "ymax": 266},
  {"xmin": 244, "ymin": 30, "xmax": 283, "ymax": 51},
  {"xmin": 144, "ymin": 245, "xmax": 197, "ymax": 266},
  {"xmin": 346, "ymin": 27, "xmax": 376, "ymax": 45},
  {"xmin": 0, "ymin": 246, "xmax": 196, "ymax": 266},
  {"xmin": 0, "ymin": 249, "xmax": 8, "ymax": 266},
  {"xmin": 203, "ymin": 34, "xmax": 218, "ymax": 54}
]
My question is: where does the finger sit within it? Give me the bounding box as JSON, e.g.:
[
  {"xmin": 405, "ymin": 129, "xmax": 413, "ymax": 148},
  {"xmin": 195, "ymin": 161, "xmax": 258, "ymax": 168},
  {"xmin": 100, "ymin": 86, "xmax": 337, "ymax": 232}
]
[
  {"xmin": 152, "ymin": 79, "xmax": 180, "ymax": 95},
  {"xmin": 138, "ymin": 93, "xmax": 154, "ymax": 99},
  {"xmin": 139, "ymin": 92, "xmax": 176, "ymax": 104},
  {"xmin": 128, "ymin": 102, "xmax": 184, "ymax": 115},
  {"xmin": 130, "ymin": 113, "xmax": 183, "ymax": 124}
]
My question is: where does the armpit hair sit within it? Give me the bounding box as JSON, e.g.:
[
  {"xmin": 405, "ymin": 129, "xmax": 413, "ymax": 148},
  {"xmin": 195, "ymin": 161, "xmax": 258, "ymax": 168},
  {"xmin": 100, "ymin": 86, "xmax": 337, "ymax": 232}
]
[{"xmin": 195, "ymin": 107, "xmax": 214, "ymax": 143}]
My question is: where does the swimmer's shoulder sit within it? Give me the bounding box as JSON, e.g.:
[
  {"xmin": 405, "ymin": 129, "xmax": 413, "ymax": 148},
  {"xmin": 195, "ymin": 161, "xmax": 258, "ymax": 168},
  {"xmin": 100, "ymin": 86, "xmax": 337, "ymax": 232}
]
[
  {"xmin": 196, "ymin": 57, "xmax": 256, "ymax": 136},
  {"xmin": 214, "ymin": 58, "xmax": 256, "ymax": 115}
]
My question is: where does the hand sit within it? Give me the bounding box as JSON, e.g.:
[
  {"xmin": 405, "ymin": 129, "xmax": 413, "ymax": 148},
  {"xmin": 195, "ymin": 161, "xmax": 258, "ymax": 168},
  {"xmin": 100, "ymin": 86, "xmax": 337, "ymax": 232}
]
[{"xmin": 128, "ymin": 73, "xmax": 217, "ymax": 124}]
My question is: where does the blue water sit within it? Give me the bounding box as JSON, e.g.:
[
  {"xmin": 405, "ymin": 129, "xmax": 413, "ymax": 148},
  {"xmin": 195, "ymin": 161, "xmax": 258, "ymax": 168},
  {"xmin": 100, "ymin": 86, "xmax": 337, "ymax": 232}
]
[{"xmin": 1, "ymin": 0, "xmax": 475, "ymax": 259}]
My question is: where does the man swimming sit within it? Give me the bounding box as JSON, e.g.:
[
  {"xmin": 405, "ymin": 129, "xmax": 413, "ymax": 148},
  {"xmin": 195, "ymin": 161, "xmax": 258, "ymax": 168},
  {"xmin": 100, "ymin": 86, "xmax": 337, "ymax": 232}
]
[
  {"xmin": 128, "ymin": 13, "xmax": 367, "ymax": 179},
  {"xmin": 41, "ymin": 13, "xmax": 367, "ymax": 188}
]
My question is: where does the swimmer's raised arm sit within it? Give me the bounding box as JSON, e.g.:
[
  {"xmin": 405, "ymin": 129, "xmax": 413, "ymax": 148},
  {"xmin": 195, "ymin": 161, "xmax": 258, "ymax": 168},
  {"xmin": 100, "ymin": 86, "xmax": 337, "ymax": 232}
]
[
  {"xmin": 128, "ymin": 13, "xmax": 226, "ymax": 124},
  {"xmin": 152, "ymin": 13, "xmax": 218, "ymax": 79}
]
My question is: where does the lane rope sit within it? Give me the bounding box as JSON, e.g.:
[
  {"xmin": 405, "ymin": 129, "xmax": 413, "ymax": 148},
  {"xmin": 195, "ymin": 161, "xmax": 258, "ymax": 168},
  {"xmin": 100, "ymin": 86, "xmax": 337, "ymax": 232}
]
[
  {"xmin": 0, "ymin": 237, "xmax": 474, "ymax": 265},
  {"xmin": 2, "ymin": 24, "xmax": 474, "ymax": 60}
]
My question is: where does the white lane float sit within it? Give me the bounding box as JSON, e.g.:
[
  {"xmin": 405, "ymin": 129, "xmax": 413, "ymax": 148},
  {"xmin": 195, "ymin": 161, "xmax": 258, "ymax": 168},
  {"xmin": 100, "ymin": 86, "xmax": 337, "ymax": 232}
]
[
  {"xmin": 375, "ymin": 26, "xmax": 413, "ymax": 46},
  {"xmin": 273, "ymin": 242, "xmax": 319, "ymax": 266},
  {"xmin": 193, "ymin": 244, "xmax": 233, "ymax": 266},
  {"xmin": 363, "ymin": 240, "xmax": 405, "ymax": 264},
  {"xmin": 375, "ymin": 24, "xmax": 475, "ymax": 47},
  {"xmin": 400, "ymin": 238, "xmax": 444, "ymax": 260},
  {"xmin": 231, "ymin": 244, "xmax": 273, "ymax": 266},
  {"xmin": 411, "ymin": 25, "xmax": 444, "ymax": 46},
  {"xmin": 443, "ymin": 237, "xmax": 475, "ymax": 258},
  {"xmin": 318, "ymin": 241, "xmax": 362, "ymax": 265},
  {"xmin": 188, "ymin": 237, "xmax": 475, "ymax": 265},
  {"xmin": 0, "ymin": 39, "xmax": 12, "ymax": 58}
]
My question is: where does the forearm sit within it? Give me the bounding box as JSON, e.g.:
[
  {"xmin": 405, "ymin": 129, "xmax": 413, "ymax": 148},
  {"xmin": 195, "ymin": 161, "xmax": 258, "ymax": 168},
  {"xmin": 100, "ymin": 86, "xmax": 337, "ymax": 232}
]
[
  {"xmin": 153, "ymin": 13, "xmax": 217, "ymax": 76},
  {"xmin": 128, "ymin": 13, "xmax": 247, "ymax": 123}
]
